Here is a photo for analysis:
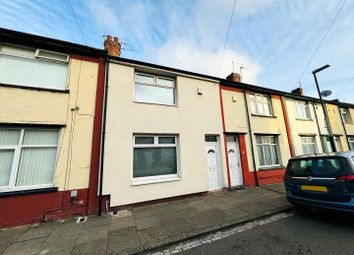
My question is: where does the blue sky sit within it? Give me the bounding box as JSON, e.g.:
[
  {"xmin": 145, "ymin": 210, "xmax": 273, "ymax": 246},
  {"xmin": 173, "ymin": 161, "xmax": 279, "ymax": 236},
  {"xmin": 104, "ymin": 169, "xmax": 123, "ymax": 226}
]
[{"xmin": 1, "ymin": 0, "xmax": 353, "ymax": 102}]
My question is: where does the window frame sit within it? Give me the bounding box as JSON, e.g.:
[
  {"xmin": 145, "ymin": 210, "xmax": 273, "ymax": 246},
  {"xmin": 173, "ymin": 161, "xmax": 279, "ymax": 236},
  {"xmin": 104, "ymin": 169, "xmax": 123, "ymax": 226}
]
[
  {"xmin": 300, "ymin": 136, "xmax": 317, "ymax": 155},
  {"xmin": 340, "ymin": 108, "xmax": 352, "ymax": 124},
  {"xmin": 134, "ymin": 72, "xmax": 176, "ymax": 106},
  {"xmin": 132, "ymin": 134, "xmax": 180, "ymax": 185},
  {"xmin": 250, "ymin": 94, "xmax": 273, "ymax": 116},
  {"xmin": 0, "ymin": 44, "xmax": 69, "ymax": 90},
  {"xmin": 0, "ymin": 127, "xmax": 60, "ymax": 192},
  {"xmin": 348, "ymin": 137, "xmax": 354, "ymax": 151},
  {"xmin": 256, "ymin": 135, "xmax": 281, "ymax": 168},
  {"xmin": 295, "ymin": 101, "xmax": 311, "ymax": 120}
]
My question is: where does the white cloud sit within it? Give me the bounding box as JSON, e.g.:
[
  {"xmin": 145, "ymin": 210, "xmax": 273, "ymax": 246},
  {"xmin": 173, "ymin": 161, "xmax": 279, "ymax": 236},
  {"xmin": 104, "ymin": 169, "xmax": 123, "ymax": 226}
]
[
  {"xmin": 154, "ymin": 40, "xmax": 262, "ymax": 83},
  {"xmin": 236, "ymin": 0, "xmax": 276, "ymax": 17}
]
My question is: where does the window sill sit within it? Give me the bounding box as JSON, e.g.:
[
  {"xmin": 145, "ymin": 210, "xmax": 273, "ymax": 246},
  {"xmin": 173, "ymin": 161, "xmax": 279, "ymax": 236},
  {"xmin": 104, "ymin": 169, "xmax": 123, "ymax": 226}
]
[
  {"xmin": 133, "ymin": 100, "xmax": 178, "ymax": 107},
  {"xmin": 251, "ymin": 114, "xmax": 276, "ymax": 118},
  {"xmin": 0, "ymin": 83, "xmax": 69, "ymax": 93},
  {"xmin": 295, "ymin": 118, "xmax": 313, "ymax": 121},
  {"xmin": 258, "ymin": 166, "xmax": 285, "ymax": 171},
  {"xmin": 132, "ymin": 176, "xmax": 181, "ymax": 186},
  {"xmin": 0, "ymin": 186, "xmax": 58, "ymax": 197}
]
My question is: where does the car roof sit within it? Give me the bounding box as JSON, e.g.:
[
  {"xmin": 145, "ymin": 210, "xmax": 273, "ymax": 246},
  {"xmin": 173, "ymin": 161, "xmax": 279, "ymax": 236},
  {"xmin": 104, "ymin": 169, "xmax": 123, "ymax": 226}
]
[{"xmin": 291, "ymin": 151, "xmax": 354, "ymax": 160}]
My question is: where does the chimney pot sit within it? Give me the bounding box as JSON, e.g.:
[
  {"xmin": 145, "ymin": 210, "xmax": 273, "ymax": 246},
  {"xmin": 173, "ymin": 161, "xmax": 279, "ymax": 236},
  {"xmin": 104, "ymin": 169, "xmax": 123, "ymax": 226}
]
[
  {"xmin": 226, "ymin": 72, "xmax": 241, "ymax": 82},
  {"xmin": 291, "ymin": 87, "xmax": 304, "ymax": 96},
  {"xmin": 104, "ymin": 35, "xmax": 121, "ymax": 57}
]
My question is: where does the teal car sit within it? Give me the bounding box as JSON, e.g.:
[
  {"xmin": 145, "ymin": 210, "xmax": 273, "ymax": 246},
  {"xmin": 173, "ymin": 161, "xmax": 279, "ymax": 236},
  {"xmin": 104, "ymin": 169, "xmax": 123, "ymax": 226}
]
[{"xmin": 284, "ymin": 152, "xmax": 354, "ymax": 212}]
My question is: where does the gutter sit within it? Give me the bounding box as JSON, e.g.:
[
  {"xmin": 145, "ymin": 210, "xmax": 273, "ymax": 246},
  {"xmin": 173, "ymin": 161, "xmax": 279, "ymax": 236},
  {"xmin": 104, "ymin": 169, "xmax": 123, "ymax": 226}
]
[
  {"xmin": 98, "ymin": 58, "xmax": 109, "ymax": 215},
  {"xmin": 243, "ymin": 91, "xmax": 259, "ymax": 187}
]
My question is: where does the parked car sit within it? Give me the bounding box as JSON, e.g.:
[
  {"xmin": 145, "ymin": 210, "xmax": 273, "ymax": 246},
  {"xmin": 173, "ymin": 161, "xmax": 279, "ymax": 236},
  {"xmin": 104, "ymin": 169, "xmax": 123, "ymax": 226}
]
[{"xmin": 284, "ymin": 152, "xmax": 354, "ymax": 212}]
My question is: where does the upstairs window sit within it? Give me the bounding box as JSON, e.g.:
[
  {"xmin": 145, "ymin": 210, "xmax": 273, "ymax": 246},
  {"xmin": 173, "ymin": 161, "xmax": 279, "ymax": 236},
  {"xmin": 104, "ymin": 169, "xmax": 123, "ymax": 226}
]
[
  {"xmin": 296, "ymin": 101, "xmax": 311, "ymax": 120},
  {"xmin": 0, "ymin": 44, "xmax": 68, "ymax": 90},
  {"xmin": 340, "ymin": 108, "xmax": 352, "ymax": 124},
  {"xmin": 250, "ymin": 94, "xmax": 272, "ymax": 116},
  {"xmin": 135, "ymin": 73, "xmax": 175, "ymax": 105}
]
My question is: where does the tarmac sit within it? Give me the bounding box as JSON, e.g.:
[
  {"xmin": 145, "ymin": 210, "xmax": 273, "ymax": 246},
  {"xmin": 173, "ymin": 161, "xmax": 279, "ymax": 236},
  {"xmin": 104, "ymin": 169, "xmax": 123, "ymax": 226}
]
[{"xmin": 0, "ymin": 183, "xmax": 292, "ymax": 255}]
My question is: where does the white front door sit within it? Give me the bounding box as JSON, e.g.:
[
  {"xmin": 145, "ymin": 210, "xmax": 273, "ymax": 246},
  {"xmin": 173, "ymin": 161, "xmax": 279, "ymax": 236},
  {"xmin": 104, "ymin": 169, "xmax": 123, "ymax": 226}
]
[
  {"xmin": 227, "ymin": 136, "xmax": 244, "ymax": 187},
  {"xmin": 205, "ymin": 143, "xmax": 221, "ymax": 191}
]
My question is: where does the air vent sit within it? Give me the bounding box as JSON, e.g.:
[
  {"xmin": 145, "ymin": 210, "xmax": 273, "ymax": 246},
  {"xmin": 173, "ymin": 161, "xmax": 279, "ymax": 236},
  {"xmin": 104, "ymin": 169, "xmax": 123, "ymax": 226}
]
[{"xmin": 35, "ymin": 49, "xmax": 69, "ymax": 63}]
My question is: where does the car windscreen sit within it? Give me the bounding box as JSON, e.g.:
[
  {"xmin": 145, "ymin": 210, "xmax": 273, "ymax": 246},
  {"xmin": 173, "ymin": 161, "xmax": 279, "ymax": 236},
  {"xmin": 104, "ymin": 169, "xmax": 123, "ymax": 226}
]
[{"xmin": 287, "ymin": 157, "xmax": 352, "ymax": 178}]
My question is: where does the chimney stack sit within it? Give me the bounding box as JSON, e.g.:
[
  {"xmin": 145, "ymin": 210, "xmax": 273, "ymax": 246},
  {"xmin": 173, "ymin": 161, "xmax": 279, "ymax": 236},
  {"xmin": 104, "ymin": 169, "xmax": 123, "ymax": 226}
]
[
  {"xmin": 226, "ymin": 72, "xmax": 241, "ymax": 82},
  {"xmin": 104, "ymin": 35, "xmax": 121, "ymax": 57},
  {"xmin": 291, "ymin": 87, "xmax": 304, "ymax": 96}
]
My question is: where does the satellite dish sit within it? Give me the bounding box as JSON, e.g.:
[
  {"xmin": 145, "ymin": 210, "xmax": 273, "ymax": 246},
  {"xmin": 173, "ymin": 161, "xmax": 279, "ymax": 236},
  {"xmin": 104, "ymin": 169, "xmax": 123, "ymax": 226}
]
[{"xmin": 321, "ymin": 90, "xmax": 332, "ymax": 97}]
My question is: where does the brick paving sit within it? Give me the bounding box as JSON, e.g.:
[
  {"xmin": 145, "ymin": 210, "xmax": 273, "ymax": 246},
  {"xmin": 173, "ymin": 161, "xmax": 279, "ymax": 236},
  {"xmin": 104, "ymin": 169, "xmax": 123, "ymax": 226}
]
[{"xmin": 0, "ymin": 184, "xmax": 292, "ymax": 255}]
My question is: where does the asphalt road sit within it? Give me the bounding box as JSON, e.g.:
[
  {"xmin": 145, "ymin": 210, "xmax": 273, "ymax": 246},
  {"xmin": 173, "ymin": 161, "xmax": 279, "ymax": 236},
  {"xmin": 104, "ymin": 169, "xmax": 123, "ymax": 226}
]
[{"xmin": 180, "ymin": 208, "xmax": 354, "ymax": 255}]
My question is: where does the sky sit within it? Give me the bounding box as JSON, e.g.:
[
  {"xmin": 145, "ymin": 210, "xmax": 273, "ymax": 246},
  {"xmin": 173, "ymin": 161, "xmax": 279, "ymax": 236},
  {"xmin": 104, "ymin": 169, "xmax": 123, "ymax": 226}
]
[{"xmin": 0, "ymin": 0, "xmax": 353, "ymax": 102}]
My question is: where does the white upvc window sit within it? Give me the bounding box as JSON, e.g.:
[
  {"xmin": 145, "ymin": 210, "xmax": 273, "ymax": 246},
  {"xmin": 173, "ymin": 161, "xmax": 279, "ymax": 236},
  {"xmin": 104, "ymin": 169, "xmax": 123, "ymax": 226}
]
[
  {"xmin": 296, "ymin": 101, "xmax": 311, "ymax": 120},
  {"xmin": 0, "ymin": 44, "xmax": 68, "ymax": 90},
  {"xmin": 256, "ymin": 135, "xmax": 280, "ymax": 167},
  {"xmin": 132, "ymin": 135, "xmax": 179, "ymax": 185},
  {"xmin": 340, "ymin": 108, "xmax": 352, "ymax": 124},
  {"xmin": 334, "ymin": 136, "xmax": 343, "ymax": 152},
  {"xmin": 134, "ymin": 73, "xmax": 175, "ymax": 105},
  {"xmin": 300, "ymin": 136, "xmax": 317, "ymax": 155},
  {"xmin": 0, "ymin": 128, "xmax": 59, "ymax": 192},
  {"xmin": 348, "ymin": 137, "xmax": 354, "ymax": 151},
  {"xmin": 250, "ymin": 94, "xmax": 272, "ymax": 116},
  {"xmin": 322, "ymin": 135, "xmax": 333, "ymax": 153}
]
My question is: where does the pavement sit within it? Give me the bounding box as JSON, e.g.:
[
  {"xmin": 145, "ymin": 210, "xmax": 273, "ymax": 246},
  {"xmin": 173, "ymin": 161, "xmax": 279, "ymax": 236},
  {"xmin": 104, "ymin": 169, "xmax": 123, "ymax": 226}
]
[{"xmin": 0, "ymin": 183, "xmax": 292, "ymax": 255}]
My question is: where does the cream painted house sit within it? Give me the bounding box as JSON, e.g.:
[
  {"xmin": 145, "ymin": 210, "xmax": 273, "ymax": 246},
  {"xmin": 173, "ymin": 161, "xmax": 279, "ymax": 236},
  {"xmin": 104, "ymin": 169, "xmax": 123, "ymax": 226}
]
[
  {"xmin": 102, "ymin": 60, "xmax": 227, "ymax": 207},
  {"xmin": 283, "ymin": 98, "xmax": 323, "ymax": 155},
  {"xmin": 339, "ymin": 104, "xmax": 354, "ymax": 150},
  {"xmin": 0, "ymin": 28, "xmax": 105, "ymax": 227},
  {"xmin": 220, "ymin": 82, "xmax": 292, "ymax": 186}
]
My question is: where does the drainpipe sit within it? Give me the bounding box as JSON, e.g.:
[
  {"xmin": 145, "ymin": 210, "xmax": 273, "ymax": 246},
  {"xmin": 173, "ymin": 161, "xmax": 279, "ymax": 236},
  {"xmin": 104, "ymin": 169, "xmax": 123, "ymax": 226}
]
[
  {"xmin": 98, "ymin": 58, "xmax": 109, "ymax": 216},
  {"xmin": 243, "ymin": 91, "xmax": 259, "ymax": 187},
  {"xmin": 338, "ymin": 105, "xmax": 350, "ymax": 150},
  {"xmin": 313, "ymin": 103, "xmax": 326, "ymax": 153},
  {"xmin": 280, "ymin": 96, "xmax": 295, "ymax": 157}
]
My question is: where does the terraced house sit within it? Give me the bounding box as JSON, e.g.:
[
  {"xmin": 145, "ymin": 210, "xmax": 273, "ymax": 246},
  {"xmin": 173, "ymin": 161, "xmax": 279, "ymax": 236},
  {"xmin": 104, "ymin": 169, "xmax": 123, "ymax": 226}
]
[
  {"xmin": 0, "ymin": 28, "xmax": 353, "ymax": 227},
  {"xmin": 0, "ymin": 28, "xmax": 106, "ymax": 227}
]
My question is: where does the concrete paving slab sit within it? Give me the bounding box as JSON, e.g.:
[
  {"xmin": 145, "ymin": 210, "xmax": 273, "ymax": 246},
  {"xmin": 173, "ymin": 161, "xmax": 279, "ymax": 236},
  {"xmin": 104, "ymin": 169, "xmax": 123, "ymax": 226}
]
[
  {"xmin": 2, "ymin": 237, "xmax": 46, "ymax": 255},
  {"xmin": 138, "ymin": 225, "xmax": 169, "ymax": 248},
  {"xmin": 110, "ymin": 216, "xmax": 136, "ymax": 231},
  {"xmin": 161, "ymin": 217, "xmax": 193, "ymax": 236},
  {"xmin": 188, "ymin": 201, "xmax": 213, "ymax": 212},
  {"xmin": 75, "ymin": 224, "xmax": 109, "ymax": 245},
  {"xmin": 82, "ymin": 214, "xmax": 111, "ymax": 229},
  {"xmin": 71, "ymin": 238, "xmax": 108, "ymax": 255},
  {"xmin": 16, "ymin": 222, "xmax": 57, "ymax": 242},
  {"xmin": 136, "ymin": 216, "xmax": 161, "ymax": 230},
  {"xmin": 0, "ymin": 226, "xmax": 29, "ymax": 254},
  {"xmin": 107, "ymin": 227, "xmax": 141, "ymax": 254}
]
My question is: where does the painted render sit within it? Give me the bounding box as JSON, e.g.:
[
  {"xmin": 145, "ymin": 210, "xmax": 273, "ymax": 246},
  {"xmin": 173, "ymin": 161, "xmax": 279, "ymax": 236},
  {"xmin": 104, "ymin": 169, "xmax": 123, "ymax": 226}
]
[
  {"xmin": 326, "ymin": 103, "xmax": 349, "ymax": 151},
  {"xmin": 343, "ymin": 107, "xmax": 354, "ymax": 135},
  {"xmin": 0, "ymin": 58, "xmax": 98, "ymax": 191},
  {"xmin": 283, "ymin": 98, "xmax": 323, "ymax": 155},
  {"xmin": 221, "ymin": 89, "xmax": 291, "ymax": 171},
  {"xmin": 103, "ymin": 62, "xmax": 227, "ymax": 207}
]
